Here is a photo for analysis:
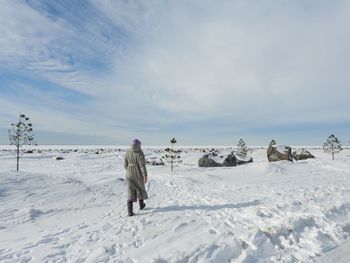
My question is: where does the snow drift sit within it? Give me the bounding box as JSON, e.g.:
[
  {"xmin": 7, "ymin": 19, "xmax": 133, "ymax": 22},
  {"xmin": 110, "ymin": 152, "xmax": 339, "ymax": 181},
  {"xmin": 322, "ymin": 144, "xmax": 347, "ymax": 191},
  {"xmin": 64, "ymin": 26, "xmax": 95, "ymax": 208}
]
[{"xmin": 0, "ymin": 146, "xmax": 350, "ymax": 262}]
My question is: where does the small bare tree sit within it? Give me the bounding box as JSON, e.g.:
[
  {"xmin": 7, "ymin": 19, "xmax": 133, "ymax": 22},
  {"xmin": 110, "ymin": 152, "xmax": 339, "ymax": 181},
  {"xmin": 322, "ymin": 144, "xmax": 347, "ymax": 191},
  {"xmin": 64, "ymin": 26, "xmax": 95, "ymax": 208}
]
[
  {"xmin": 8, "ymin": 114, "xmax": 35, "ymax": 171},
  {"xmin": 323, "ymin": 134, "xmax": 342, "ymax": 160},
  {"xmin": 163, "ymin": 138, "xmax": 182, "ymax": 171}
]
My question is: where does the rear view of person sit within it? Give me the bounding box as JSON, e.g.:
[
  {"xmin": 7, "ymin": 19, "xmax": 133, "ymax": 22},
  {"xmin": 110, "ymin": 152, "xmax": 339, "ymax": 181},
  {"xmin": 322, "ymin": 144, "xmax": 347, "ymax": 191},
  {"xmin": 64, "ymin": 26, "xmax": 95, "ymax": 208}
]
[{"xmin": 124, "ymin": 139, "xmax": 148, "ymax": 216}]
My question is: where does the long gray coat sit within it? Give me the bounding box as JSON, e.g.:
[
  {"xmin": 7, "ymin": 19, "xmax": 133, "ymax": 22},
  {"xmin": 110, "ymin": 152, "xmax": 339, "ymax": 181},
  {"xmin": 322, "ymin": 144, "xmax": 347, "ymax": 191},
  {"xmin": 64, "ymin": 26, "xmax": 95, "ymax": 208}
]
[{"xmin": 124, "ymin": 144, "xmax": 148, "ymax": 202}]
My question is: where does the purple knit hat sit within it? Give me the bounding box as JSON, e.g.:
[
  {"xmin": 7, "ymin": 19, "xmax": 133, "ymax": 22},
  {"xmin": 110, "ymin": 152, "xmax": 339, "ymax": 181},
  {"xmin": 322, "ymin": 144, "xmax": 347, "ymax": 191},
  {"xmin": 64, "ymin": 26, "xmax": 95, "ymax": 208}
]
[{"xmin": 132, "ymin": 138, "xmax": 141, "ymax": 145}]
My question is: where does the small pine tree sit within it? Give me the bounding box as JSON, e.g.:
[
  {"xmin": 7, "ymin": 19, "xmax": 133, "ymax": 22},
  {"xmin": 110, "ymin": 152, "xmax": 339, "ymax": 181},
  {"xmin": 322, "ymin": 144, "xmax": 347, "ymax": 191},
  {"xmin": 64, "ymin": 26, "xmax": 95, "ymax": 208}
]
[
  {"xmin": 235, "ymin": 139, "xmax": 252, "ymax": 159},
  {"xmin": 323, "ymin": 134, "xmax": 342, "ymax": 160},
  {"xmin": 163, "ymin": 138, "xmax": 182, "ymax": 171},
  {"xmin": 8, "ymin": 114, "xmax": 36, "ymax": 171}
]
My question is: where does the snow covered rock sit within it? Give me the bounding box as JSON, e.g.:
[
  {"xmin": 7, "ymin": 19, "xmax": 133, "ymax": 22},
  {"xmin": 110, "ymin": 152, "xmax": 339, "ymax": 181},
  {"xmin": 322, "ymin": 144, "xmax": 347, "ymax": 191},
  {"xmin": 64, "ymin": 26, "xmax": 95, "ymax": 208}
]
[
  {"xmin": 198, "ymin": 154, "xmax": 222, "ymax": 167},
  {"xmin": 222, "ymin": 152, "xmax": 237, "ymax": 167},
  {"xmin": 292, "ymin": 149, "xmax": 315, "ymax": 161},
  {"xmin": 199, "ymin": 150, "xmax": 250, "ymax": 167},
  {"xmin": 267, "ymin": 140, "xmax": 293, "ymax": 162},
  {"xmin": 233, "ymin": 152, "xmax": 253, "ymax": 165},
  {"xmin": 198, "ymin": 150, "xmax": 223, "ymax": 167}
]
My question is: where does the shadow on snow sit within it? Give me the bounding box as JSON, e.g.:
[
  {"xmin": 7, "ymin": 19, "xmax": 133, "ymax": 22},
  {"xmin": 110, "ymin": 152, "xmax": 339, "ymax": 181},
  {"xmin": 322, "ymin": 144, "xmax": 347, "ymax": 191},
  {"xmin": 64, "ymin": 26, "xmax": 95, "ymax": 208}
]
[{"xmin": 150, "ymin": 199, "xmax": 261, "ymax": 213}]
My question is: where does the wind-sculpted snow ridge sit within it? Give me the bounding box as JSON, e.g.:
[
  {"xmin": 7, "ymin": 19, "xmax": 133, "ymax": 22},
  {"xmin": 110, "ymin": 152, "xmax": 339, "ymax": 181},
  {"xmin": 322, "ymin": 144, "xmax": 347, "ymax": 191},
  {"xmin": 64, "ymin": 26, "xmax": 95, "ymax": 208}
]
[{"xmin": 0, "ymin": 148, "xmax": 350, "ymax": 262}]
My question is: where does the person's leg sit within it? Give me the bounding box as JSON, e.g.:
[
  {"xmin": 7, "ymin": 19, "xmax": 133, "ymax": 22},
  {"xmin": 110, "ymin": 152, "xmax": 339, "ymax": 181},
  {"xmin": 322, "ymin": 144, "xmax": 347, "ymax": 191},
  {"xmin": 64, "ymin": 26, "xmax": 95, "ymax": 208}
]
[
  {"xmin": 135, "ymin": 181, "xmax": 148, "ymax": 210},
  {"xmin": 127, "ymin": 180, "xmax": 137, "ymax": 216},
  {"xmin": 127, "ymin": 201, "xmax": 134, "ymax": 216},
  {"xmin": 138, "ymin": 199, "xmax": 146, "ymax": 210}
]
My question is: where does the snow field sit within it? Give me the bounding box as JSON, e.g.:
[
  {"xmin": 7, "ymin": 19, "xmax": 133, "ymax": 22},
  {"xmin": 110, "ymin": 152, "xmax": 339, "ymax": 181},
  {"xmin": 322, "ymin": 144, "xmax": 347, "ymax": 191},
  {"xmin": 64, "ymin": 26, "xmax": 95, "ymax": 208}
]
[{"xmin": 0, "ymin": 147, "xmax": 350, "ymax": 262}]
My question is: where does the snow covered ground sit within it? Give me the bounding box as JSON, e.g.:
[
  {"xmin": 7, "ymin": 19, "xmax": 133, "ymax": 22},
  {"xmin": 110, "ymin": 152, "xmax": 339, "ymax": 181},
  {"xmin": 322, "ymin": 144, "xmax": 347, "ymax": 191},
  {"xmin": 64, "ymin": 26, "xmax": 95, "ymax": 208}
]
[{"xmin": 0, "ymin": 146, "xmax": 350, "ymax": 262}]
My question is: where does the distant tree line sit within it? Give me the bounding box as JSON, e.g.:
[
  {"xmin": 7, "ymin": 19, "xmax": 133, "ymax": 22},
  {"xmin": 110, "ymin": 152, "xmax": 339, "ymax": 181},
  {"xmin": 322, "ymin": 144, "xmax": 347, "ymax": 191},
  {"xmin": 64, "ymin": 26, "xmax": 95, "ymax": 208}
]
[{"xmin": 6, "ymin": 113, "xmax": 348, "ymax": 173}]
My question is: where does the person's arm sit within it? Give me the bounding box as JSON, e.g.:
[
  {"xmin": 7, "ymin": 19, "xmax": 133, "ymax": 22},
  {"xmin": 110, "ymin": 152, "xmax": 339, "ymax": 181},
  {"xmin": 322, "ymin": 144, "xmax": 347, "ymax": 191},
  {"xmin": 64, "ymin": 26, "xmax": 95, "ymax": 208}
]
[
  {"xmin": 124, "ymin": 152, "xmax": 129, "ymax": 170},
  {"xmin": 139, "ymin": 152, "xmax": 148, "ymax": 183}
]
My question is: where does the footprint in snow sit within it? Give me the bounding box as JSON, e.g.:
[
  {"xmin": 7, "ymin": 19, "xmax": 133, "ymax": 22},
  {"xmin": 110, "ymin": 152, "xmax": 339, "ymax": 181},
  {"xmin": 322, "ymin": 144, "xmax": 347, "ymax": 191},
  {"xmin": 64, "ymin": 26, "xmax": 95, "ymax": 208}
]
[
  {"xmin": 209, "ymin": 228, "xmax": 218, "ymax": 235},
  {"xmin": 174, "ymin": 222, "xmax": 188, "ymax": 232},
  {"xmin": 38, "ymin": 237, "xmax": 56, "ymax": 244},
  {"xmin": 78, "ymin": 223, "xmax": 88, "ymax": 229}
]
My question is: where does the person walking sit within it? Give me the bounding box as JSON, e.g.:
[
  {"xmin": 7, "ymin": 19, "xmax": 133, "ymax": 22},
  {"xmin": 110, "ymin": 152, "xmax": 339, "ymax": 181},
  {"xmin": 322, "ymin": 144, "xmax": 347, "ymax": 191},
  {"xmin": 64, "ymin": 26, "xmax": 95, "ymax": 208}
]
[{"xmin": 124, "ymin": 139, "xmax": 148, "ymax": 216}]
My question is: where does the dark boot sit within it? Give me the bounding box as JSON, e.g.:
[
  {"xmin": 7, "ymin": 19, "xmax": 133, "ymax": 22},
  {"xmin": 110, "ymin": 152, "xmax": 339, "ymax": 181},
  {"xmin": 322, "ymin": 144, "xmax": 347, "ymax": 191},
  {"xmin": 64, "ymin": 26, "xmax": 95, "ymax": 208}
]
[
  {"xmin": 127, "ymin": 201, "xmax": 134, "ymax": 216},
  {"xmin": 139, "ymin": 199, "xmax": 146, "ymax": 210}
]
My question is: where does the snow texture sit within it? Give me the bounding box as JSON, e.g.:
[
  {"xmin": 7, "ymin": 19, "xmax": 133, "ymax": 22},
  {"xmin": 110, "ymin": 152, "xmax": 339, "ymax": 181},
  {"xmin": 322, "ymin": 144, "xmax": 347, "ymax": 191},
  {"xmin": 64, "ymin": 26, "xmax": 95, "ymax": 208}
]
[{"xmin": 1, "ymin": 146, "xmax": 350, "ymax": 262}]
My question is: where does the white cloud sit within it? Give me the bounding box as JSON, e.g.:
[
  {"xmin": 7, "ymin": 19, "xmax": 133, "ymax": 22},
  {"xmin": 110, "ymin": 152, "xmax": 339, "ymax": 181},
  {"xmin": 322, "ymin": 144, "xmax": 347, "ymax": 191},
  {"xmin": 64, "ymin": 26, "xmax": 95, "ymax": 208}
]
[
  {"xmin": 116, "ymin": 0, "xmax": 350, "ymax": 122},
  {"xmin": 1, "ymin": 0, "xmax": 350, "ymax": 144}
]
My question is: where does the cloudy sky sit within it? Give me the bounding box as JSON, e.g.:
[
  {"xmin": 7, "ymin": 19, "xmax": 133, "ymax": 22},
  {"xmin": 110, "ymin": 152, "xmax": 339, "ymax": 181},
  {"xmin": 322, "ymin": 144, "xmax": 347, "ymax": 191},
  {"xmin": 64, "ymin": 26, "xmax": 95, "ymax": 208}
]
[{"xmin": 0, "ymin": 0, "xmax": 349, "ymax": 145}]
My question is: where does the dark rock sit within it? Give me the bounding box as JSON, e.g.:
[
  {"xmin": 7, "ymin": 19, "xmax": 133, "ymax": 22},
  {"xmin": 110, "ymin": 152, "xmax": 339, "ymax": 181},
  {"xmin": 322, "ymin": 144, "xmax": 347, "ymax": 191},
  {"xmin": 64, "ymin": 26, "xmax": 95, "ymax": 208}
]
[
  {"xmin": 147, "ymin": 161, "xmax": 165, "ymax": 166},
  {"xmin": 146, "ymin": 157, "xmax": 165, "ymax": 166},
  {"xmin": 267, "ymin": 140, "xmax": 293, "ymax": 162},
  {"xmin": 222, "ymin": 153, "xmax": 237, "ymax": 167},
  {"xmin": 198, "ymin": 154, "xmax": 221, "ymax": 167},
  {"xmin": 292, "ymin": 149, "xmax": 315, "ymax": 161},
  {"xmin": 237, "ymin": 158, "xmax": 253, "ymax": 165}
]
